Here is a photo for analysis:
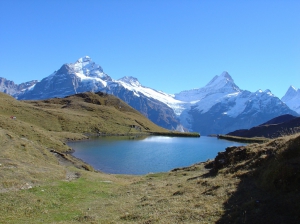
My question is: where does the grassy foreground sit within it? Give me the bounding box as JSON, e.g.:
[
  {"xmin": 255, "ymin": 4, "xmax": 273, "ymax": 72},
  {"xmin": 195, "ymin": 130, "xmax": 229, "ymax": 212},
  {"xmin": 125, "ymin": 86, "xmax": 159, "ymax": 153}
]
[
  {"xmin": 0, "ymin": 92, "xmax": 300, "ymax": 223},
  {"xmin": 1, "ymin": 133, "xmax": 300, "ymax": 223}
]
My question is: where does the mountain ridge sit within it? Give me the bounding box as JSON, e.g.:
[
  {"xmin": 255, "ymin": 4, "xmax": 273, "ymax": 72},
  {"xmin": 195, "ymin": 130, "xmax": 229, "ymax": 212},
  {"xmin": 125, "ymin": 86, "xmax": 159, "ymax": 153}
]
[
  {"xmin": 227, "ymin": 114, "xmax": 300, "ymax": 138},
  {"xmin": 1, "ymin": 56, "xmax": 299, "ymax": 134}
]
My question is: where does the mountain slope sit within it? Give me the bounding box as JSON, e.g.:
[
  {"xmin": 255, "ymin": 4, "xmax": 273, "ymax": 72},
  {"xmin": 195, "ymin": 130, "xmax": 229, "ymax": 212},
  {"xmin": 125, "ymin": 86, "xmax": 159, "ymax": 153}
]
[
  {"xmin": 177, "ymin": 73, "xmax": 298, "ymax": 135},
  {"xmin": 104, "ymin": 77, "xmax": 182, "ymax": 130},
  {"xmin": 16, "ymin": 56, "xmax": 181, "ymax": 130},
  {"xmin": 0, "ymin": 77, "xmax": 37, "ymax": 96},
  {"xmin": 282, "ymin": 85, "xmax": 300, "ymax": 114},
  {"xmin": 259, "ymin": 114, "xmax": 297, "ymax": 126},
  {"xmin": 2, "ymin": 57, "xmax": 298, "ymax": 134},
  {"xmin": 227, "ymin": 114, "xmax": 300, "ymax": 138},
  {"xmin": 0, "ymin": 91, "xmax": 170, "ymax": 149},
  {"xmin": 17, "ymin": 57, "xmax": 112, "ymax": 100}
]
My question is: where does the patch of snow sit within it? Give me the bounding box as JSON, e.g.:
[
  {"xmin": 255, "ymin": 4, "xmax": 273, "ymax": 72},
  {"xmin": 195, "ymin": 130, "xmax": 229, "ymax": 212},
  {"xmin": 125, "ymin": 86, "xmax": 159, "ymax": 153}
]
[
  {"xmin": 225, "ymin": 93, "xmax": 249, "ymax": 117},
  {"xmin": 175, "ymin": 71, "xmax": 241, "ymax": 103},
  {"xmin": 115, "ymin": 78, "xmax": 187, "ymax": 115}
]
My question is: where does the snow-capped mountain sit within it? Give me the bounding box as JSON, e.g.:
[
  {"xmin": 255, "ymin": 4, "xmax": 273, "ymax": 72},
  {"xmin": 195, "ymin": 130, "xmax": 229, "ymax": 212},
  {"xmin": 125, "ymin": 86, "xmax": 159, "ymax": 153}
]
[
  {"xmin": 175, "ymin": 72, "xmax": 240, "ymax": 103},
  {"xmin": 16, "ymin": 56, "xmax": 181, "ymax": 130},
  {"xmin": 3, "ymin": 56, "xmax": 298, "ymax": 134},
  {"xmin": 0, "ymin": 77, "xmax": 37, "ymax": 96},
  {"xmin": 114, "ymin": 76, "xmax": 186, "ymax": 116},
  {"xmin": 281, "ymin": 86, "xmax": 300, "ymax": 114},
  {"xmin": 17, "ymin": 56, "xmax": 112, "ymax": 100},
  {"xmin": 175, "ymin": 72, "xmax": 298, "ymax": 135}
]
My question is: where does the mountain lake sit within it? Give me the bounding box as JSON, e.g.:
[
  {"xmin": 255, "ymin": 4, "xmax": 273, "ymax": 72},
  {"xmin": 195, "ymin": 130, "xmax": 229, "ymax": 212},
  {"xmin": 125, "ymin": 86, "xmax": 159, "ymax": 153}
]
[{"xmin": 68, "ymin": 136, "xmax": 246, "ymax": 175}]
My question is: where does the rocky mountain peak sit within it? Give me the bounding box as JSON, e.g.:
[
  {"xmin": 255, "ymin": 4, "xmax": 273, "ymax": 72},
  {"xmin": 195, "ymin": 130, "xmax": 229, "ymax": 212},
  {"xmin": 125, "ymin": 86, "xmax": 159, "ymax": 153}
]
[
  {"xmin": 76, "ymin": 56, "xmax": 92, "ymax": 63},
  {"xmin": 220, "ymin": 71, "xmax": 233, "ymax": 80},
  {"xmin": 282, "ymin": 85, "xmax": 299, "ymax": 102},
  {"xmin": 206, "ymin": 71, "xmax": 235, "ymax": 88},
  {"xmin": 72, "ymin": 56, "xmax": 104, "ymax": 75},
  {"xmin": 281, "ymin": 85, "xmax": 300, "ymax": 114},
  {"xmin": 118, "ymin": 76, "xmax": 141, "ymax": 87},
  {"xmin": 205, "ymin": 71, "xmax": 240, "ymax": 92},
  {"xmin": 264, "ymin": 89, "xmax": 273, "ymax": 96}
]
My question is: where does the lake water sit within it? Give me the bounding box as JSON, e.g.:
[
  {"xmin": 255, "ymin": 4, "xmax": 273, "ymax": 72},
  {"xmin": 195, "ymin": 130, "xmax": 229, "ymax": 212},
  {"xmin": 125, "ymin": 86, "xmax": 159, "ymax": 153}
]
[{"xmin": 68, "ymin": 136, "xmax": 245, "ymax": 175}]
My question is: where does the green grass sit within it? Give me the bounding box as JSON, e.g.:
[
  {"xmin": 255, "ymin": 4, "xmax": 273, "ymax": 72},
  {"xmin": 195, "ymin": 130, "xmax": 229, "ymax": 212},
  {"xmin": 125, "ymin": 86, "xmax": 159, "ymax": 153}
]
[{"xmin": 0, "ymin": 176, "xmax": 115, "ymax": 223}]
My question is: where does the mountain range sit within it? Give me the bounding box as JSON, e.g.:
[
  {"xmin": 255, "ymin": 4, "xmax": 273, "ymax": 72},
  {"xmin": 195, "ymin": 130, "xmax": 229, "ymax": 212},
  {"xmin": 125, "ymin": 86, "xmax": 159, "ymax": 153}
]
[
  {"xmin": 1, "ymin": 56, "xmax": 299, "ymax": 135},
  {"xmin": 0, "ymin": 77, "xmax": 37, "ymax": 96}
]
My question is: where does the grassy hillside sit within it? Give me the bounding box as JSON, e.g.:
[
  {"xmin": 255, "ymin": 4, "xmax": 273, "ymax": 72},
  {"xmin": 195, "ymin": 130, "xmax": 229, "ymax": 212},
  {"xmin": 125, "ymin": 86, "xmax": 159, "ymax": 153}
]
[
  {"xmin": 0, "ymin": 128, "xmax": 65, "ymax": 192},
  {"xmin": 2, "ymin": 92, "xmax": 168, "ymax": 141},
  {"xmin": 0, "ymin": 92, "xmax": 168, "ymax": 191},
  {"xmin": 0, "ymin": 91, "xmax": 299, "ymax": 223}
]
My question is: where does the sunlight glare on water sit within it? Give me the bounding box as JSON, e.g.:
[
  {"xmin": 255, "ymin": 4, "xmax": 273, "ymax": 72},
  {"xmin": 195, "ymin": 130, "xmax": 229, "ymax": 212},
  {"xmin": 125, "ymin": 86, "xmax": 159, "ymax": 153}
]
[{"xmin": 68, "ymin": 136, "xmax": 245, "ymax": 175}]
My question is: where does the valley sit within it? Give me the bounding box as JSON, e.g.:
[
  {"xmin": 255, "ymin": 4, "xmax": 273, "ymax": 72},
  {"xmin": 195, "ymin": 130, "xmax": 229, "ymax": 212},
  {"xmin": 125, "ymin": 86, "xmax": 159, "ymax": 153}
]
[
  {"xmin": 2, "ymin": 1, "xmax": 300, "ymax": 223},
  {"xmin": 0, "ymin": 90, "xmax": 299, "ymax": 223}
]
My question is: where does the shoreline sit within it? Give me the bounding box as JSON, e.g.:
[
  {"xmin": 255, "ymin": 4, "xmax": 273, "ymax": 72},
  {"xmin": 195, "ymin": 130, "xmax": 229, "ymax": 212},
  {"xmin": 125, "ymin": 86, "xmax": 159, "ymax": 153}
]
[
  {"xmin": 82, "ymin": 131, "xmax": 201, "ymax": 138},
  {"xmin": 217, "ymin": 134, "xmax": 269, "ymax": 143},
  {"xmin": 64, "ymin": 134, "xmax": 246, "ymax": 176}
]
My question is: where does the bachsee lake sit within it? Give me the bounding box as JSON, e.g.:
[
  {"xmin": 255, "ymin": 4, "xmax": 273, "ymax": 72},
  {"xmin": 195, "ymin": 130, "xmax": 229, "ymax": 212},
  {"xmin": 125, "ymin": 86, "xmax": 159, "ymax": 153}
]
[{"xmin": 68, "ymin": 136, "xmax": 245, "ymax": 175}]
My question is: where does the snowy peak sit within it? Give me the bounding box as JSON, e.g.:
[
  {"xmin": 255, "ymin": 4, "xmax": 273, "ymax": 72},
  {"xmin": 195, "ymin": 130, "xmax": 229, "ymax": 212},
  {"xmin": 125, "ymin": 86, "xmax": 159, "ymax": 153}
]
[
  {"xmin": 289, "ymin": 85, "xmax": 298, "ymax": 91},
  {"xmin": 175, "ymin": 71, "xmax": 240, "ymax": 102},
  {"xmin": 72, "ymin": 56, "xmax": 104, "ymax": 75},
  {"xmin": 281, "ymin": 85, "xmax": 300, "ymax": 114},
  {"xmin": 206, "ymin": 71, "xmax": 238, "ymax": 90},
  {"xmin": 118, "ymin": 76, "xmax": 142, "ymax": 87},
  {"xmin": 56, "ymin": 56, "xmax": 112, "ymax": 82},
  {"xmin": 282, "ymin": 85, "xmax": 299, "ymax": 102},
  {"xmin": 285, "ymin": 85, "xmax": 298, "ymax": 95},
  {"xmin": 76, "ymin": 56, "xmax": 92, "ymax": 63},
  {"xmin": 221, "ymin": 71, "xmax": 233, "ymax": 79},
  {"xmin": 264, "ymin": 89, "xmax": 273, "ymax": 96}
]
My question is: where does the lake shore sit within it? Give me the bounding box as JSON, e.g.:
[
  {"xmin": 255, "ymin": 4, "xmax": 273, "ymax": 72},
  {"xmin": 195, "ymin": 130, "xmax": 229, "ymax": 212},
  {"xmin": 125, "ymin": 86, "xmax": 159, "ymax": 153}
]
[
  {"xmin": 68, "ymin": 135, "xmax": 245, "ymax": 175},
  {"xmin": 1, "ymin": 134, "xmax": 299, "ymax": 223}
]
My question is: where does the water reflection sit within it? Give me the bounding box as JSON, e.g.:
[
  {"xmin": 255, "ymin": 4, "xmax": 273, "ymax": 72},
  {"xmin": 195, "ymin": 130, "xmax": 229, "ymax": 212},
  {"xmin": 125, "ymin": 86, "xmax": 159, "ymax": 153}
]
[{"xmin": 68, "ymin": 136, "xmax": 245, "ymax": 175}]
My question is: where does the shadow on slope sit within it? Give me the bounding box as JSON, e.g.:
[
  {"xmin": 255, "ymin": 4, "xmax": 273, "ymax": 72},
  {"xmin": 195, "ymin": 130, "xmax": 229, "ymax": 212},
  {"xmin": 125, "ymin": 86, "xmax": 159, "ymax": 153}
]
[
  {"xmin": 209, "ymin": 134, "xmax": 300, "ymax": 223},
  {"xmin": 227, "ymin": 114, "xmax": 300, "ymax": 139}
]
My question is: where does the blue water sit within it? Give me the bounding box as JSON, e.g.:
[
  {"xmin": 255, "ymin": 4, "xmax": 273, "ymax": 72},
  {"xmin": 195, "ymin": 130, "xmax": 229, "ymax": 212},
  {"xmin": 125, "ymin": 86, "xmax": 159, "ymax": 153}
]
[{"xmin": 68, "ymin": 136, "xmax": 245, "ymax": 175}]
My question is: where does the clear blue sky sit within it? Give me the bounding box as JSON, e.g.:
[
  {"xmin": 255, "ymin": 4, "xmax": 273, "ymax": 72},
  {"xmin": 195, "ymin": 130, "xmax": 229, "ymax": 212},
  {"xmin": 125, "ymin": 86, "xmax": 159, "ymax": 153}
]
[{"xmin": 1, "ymin": 0, "xmax": 299, "ymax": 98}]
